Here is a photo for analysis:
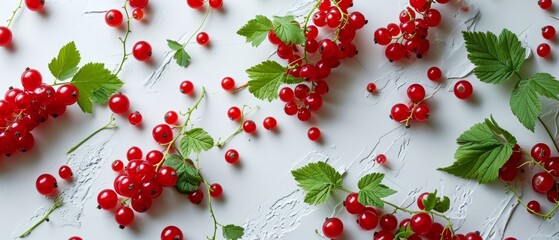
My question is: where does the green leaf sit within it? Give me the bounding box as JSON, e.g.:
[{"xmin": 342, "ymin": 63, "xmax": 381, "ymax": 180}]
[
  {"xmin": 433, "ymin": 196, "xmax": 451, "ymax": 213},
  {"xmin": 530, "ymin": 73, "xmax": 559, "ymax": 100},
  {"xmin": 510, "ymin": 78, "xmax": 540, "ymax": 131},
  {"xmin": 173, "ymin": 49, "xmax": 191, "ymax": 67},
  {"xmin": 48, "ymin": 41, "xmax": 81, "ymax": 80},
  {"xmin": 179, "ymin": 128, "xmax": 214, "ymax": 157},
  {"xmin": 237, "ymin": 15, "xmax": 273, "ymax": 47},
  {"xmin": 167, "ymin": 39, "xmax": 184, "ymax": 50},
  {"xmin": 71, "ymin": 63, "xmax": 123, "ymax": 113},
  {"xmin": 291, "ymin": 161, "xmax": 343, "ymax": 205},
  {"xmin": 357, "ymin": 173, "xmax": 397, "ymax": 208},
  {"xmin": 422, "ymin": 191, "xmax": 438, "ymax": 212},
  {"xmin": 463, "ymin": 29, "xmax": 525, "ymax": 84},
  {"xmin": 272, "ymin": 16, "xmax": 305, "ymax": 45},
  {"xmin": 222, "ymin": 224, "xmax": 244, "ymax": 240},
  {"xmin": 394, "ymin": 225, "xmax": 414, "ymax": 239},
  {"xmin": 162, "ymin": 154, "xmax": 202, "ymax": 193},
  {"xmin": 246, "ymin": 60, "xmax": 301, "ymax": 101},
  {"xmin": 438, "ymin": 116, "xmax": 517, "ymax": 183}
]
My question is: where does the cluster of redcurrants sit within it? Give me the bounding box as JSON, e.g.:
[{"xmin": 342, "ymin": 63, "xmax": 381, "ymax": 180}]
[
  {"xmin": 0, "ymin": 68, "xmax": 79, "ymax": 158},
  {"xmin": 389, "ymin": 83, "xmax": 431, "ymax": 127},
  {"xmin": 35, "ymin": 165, "xmax": 73, "ymax": 196},
  {"xmin": 186, "ymin": 0, "xmax": 225, "ymax": 46},
  {"xmin": 276, "ymin": 0, "xmax": 366, "ymax": 122},
  {"xmin": 0, "ymin": 0, "xmax": 46, "ymax": 47},
  {"xmin": 536, "ymin": 0, "xmax": 556, "ymax": 58},
  {"xmin": 321, "ymin": 192, "xmax": 501, "ymax": 240},
  {"xmin": 498, "ymin": 143, "xmax": 559, "ymax": 215},
  {"xmin": 373, "ymin": 0, "xmax": 449, "ymax": 62}
]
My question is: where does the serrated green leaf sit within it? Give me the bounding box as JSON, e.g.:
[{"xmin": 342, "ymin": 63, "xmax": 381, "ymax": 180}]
[
  {"xmin": 272, "ymin": 15, "xmax": 305, "ymax": 45},
  {"xmin": 510, "ymin": 78, "xmax": 540, "ymax": 131},
  {"xmin": 174, "ymin": 49, "xmax": 191, "ymax": 67},
  {"xmin": 246, "ymin": 60, "xmax": 301, "ymax": 101},
  {"xmin": 49, "ymin": 42, "xmax": 81, "ymax": 80},
  {"xmin": 179, "ymin": 128, "xmax": 214, "ymax": 157},
  {"xmin": 291, "ymin": 162, "xmax": 343, "ymax": 205},
  {"xmin": 530, "ymin": 73, "xmax": 559, "ymax": 100},
  {"xmin": 71, "ymin": 63, "xmax": 123, "ymax": 113},
  {"xmin": 434, "ymin": 196, "xmax": 451, "ymax": 213},
  {"xmin": 162, "ymin": 154, "xmax": 202, "ymax": 193},
  {"xmin": 357, "ymin": 173, "xmax": 397, "ymax": 208},
  {"xmin": 463, "ymin": 29, "xmax": 525, "ymax": 84},
  {"xmin": 167, "ymin": 39, "xmax": 184, "ymax": 50},
  {"xmin": 422, "ymin": 191, "xmax": 438, "ymax": 211},
  {"xmin": 438, "ymin": 117, "xmax": 517, "ymax": 183},
  {"xmin": 237, "ymin": 15, "xmax": 273, "ymax": 47},
  {"xmin": 222, "ymin": 224, "xmax": 244, "ymax": 240},
  {"xmin": 394, "ymin": 225, "xmax": 414, "ymax": 239}
]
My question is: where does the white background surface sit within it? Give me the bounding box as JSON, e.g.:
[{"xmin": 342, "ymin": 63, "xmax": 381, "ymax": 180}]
[{"xmin": 0, "ymin": 0, "xmax": 558, "ymax": 239}]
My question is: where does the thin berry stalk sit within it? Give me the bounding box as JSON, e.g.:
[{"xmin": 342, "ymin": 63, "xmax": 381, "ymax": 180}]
[
  {"xmin": 537, "ymin": 117, "xmax": 559, "ymax": 154},
  {"xmin": 181, "ymin": 7, "xmax": 212, "ymax": 48},
  {"xmin": 114, "ymin": 0, "xmax": 132, "ymax": 76},
  {"xmin": 509, "ymin": 181, "xmax": 559, "ymax": 219},
  {"xmin": 6, "ymin": 0, "xmax": 23, "ymax": 28},
  {"xmin": 67, "ymin": 115, "xmax": 117, "ymax": 154},
  {"xmin": 18, "ymin": 199, "xmax": 63, "ymax": 238},
  {"xmin": 301, "ymin": 0, "xmax": 322, "ymax": 62},
  {"xmin": 215, "ymin": 106, "xmax": 255, "ymax": 148}
]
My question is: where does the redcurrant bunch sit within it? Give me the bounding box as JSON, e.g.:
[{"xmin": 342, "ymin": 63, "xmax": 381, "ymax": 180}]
[{"xmin": 389, "ymin": 83, "xmax": 431, "ymax": 127}]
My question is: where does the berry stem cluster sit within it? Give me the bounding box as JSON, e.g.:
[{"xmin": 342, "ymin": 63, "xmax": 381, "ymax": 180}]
[
  {"xmin": 114, "ymin": 0, "xmax": 133, "ymax": 76},
  {"xmin": 215, "ymin": 105, "xmax": 254, "ymax": 148},
  {"xmin": 18, "ymin": 199, "xmax": 63, "ymax": 238},
  {"xmin": 6, "ymin": 0, "xmax": 23, "ymax": 28},
  {"xmin": 181, "ymin": 7, "xmax": 211, "ymax": 48},
  {"xmin": 509, "ymin": 180, "xmax": 559, "ymax": 219},
  {"xmin": 67, "ymin": 114, "xmax": 117, "ymax": 154}
]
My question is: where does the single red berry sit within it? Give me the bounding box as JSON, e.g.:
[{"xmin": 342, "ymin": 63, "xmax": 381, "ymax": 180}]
[
  {"xmin": 499, "ymin": 162, "xmax": 518, "ymax": 182},
  {"xmin": 367, "ymin": 83, "xmax": 377, "ymax": 93},
  {"xmin": 112, "ymin": 160, "xmax": 124, "ymax": 172},
  {"xmin": 547, "ymin": 188, "xmax": 559, "ymax": 203},
  {"xmin": 209, "ymin": 0, "xmax": 223, "ymax": 9},
  {"xmin": 465, "ymin": 232, "xmax": 482, "ymax": 240},
  {"xmin": 304, "ymin": 93, "xmax": 323, "ymax": 111},
  {"xmin": 196, "ymin": 32, "xmax": 210, "ymax": 46},
  {"xmin": 210, "ymin": 183, "xmax": 223, "ymax": 198},
  {"xmin": 227, "ymin": 106, "xmax": 242, "ymax": 120},
  {"xmin": 539, "ymin": 0, "xmax": 553, "ymax": 10},
  {"xmin": 0, "ymin": 27, "xmax": 13, "ymax": 46},
  {"xmin": 531, "ymin": 143, "xmax": 551, "ymax": 162},
  {"xmin": 279, "ymin": 87, "xmax": 295, "ymax": 102},
  {"xmin": 322, "ymin": 218, "xmax": 344, "ymax": 239},
  {"xmin": 142, "ymin": 180, "xmax": 163, "ymax": 198},
  {"xmin": 390, "ymin": 103, "xmax": 410, "ymax": 122},
  {"xmin": 413, "ymin": 104, "xmax": 430, "ymax": 122},
  {"xmin": 188, "ymin": 189, "xmax": 204, "ymax": 205},
  {"xmin": 56, "ymin": 84, "xmax": 79, "ymax": 105},
  {"xmin": 268, "ymin": 31, "xmax": 282, "ymax": 45},
  {"xmin": 131, "ymin": 193, "xmax": 152, "ymax": 213},
  {"xmin": 179, "ymin": 80, "xmax": 194, "ymax": 95},
  {"xmin": 424, "ymin": 9, "xmax": 441, "ymax": 27},
  {"xmin": 376, "ymin": 154, "xmax": 387, "ymax": 165},
  {"xmin": 164, "ymin": 111, "xmax": 179, "ymax": 125},
  {"xmin": 537, "ymin": 43, "xmax": 551, "ymax": 57},
  {"xmin": 374, "ymin": 28, "xmax": 392, "ymax": 45},
  {"xmin": 115, "ymin": 206, "xmax": 135, "ymax": 228},
  {"xmin": 109, "ymin": 93, "xmax": 130, "ymax": 114},
  {"xmin": 532, "ymin": 172, "xmax": 555, "ymax": 193},
  {"xmin": 187, "ymin": 0, "xmax": 204, "ymax": 8},
  {"xmin": 152, "ymin": 124, "xmax": 173, "ymax": 144},
  {"xmin": 542, "ymin": 25, "xmax": 556, "ymax": 40},
  {"xmin": 263, "ymin": 117, "xmax": 277, "ymax": 130},
  {"xmin": 146, "ymin": 150, "xmax": 164, "ymax": 165},
  {"xmin": 21, "ymin": 68, "xmax": 43, "ymax": 91},
  {"xmin": 132, "ymin": 8, "xmax": 145, "ymax": 21},
  {"xmin": 225, "ymin": 149, "xmax": 239, "ymax": 164},
  {"xmin": 385, "ymin": 43, "xmax": 406, "ymax": 62},
  {"xmin": 128, "ymin": 111, "xmax": 143, "ymax": 125},
  {"xmin": 97, "ymin": 189, "xmax": 118, "ymax": 210},
  {"xmin": 126, "ymin": 146, "xmax": 143, "ymax": 161},
  {"xmin": 407, "ymin": 84, "xmax": 426, "ymax": 103},
  {"xmin": 527, "ymin": 200, "xmax": 541, "ymax": 214},
  {"xmin": 36, "ymin": 174, "xmax": 58, "ymax": 195},
  {"xmin": 417, "ymin": 192, "xmax": 429, "ymax": 210},
  {"xmin": 25, "ymin": 0, "xmax": 45, "ymax": 11},
  {"xmin": 374, "ymin": 231, "xmax": 395, "ymax": 240},
  {"xmin": 68, "ymin": 236, "xmax": 82, "ymax": 240},
  {"xmin": 307, "ymin": 127, "xmax": 321, "ymax": 141},
  {"xmin": 545, "ymin": 157, "xmax": 559, "ymax": 176},
  {"xmin": 504, "ymin": 238, "xmax": 517, "ymax": 240},
  {"xmin": 105, "ymin": 9, "xmax": 123, "ymax": 27},
  {"xmin": 133, "ymin": 41, "xmax": 152, "ymax": 61},
  {"xmin": 156, "ymin": 166, "xmax": 178, "ymax": 187},
  {"xmin": 379, "ymin": 214, "xmax": 398, "ymax": 231},
  {"xmin": 454, "ymin": 80, "xmax": 473, "ymax": 99},
  {"xmin": 129, "ymin": 0, "xmax": 149, "ymax": 8},
  {"xmin": 243, "ymin": 120, "xmax": 256, "ymax": 133},
  {"xmin": 349, "ymin": 12, "xmax": 367, "ymax": 29},
  {"xmin": 161, "ymin": 226, "xmax": 184, "ymax": 240},
  {"xmin": 410, "ymin": 212, "xmax": 432, "ymax": 235},
  {"xmin": 59, "ymin": 165, "xmax": 73, "ymax": 180},
  {"xmin": 427, "ymin": 67, "xmax": 442, "ymax": 81},
  {"xmin": 345, "ymin": 192, "xmax": 365, "ymax": 214},
  {"xmin": 358, "ymin": 210, "xmax": 379, "ymax": 231},
  {"xmin": 221, "ymin": 77, "xmax": 235, "ymax": 91}
]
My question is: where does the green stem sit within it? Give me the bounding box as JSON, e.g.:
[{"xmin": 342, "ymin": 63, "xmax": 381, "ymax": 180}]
[
  {"xmin": 6, "ymin": 0, "xmax": 23, "ymax": 28},
  {"xmin": 302, "ymin": 0, "xmax": 322, "ymax": 62},
  {"xmin": 18, "ymin": 199, "xmax": 63, "ymax": 238},
  {"xmin": 383, "ymin": 200, "xmax": 455, "ymax": 234},
  {"xmin": 215, "ymin": 106, "xmax": 254, "ymax": 148},
  {"xmin": 202, "ymin": 178, "xmax": 220, "ymax": 240},
  {"xmin": 182, "ymin": 7, "xmax": 212, "ymax": 48},
  {"xmin": 538, "ymin": 117, "xmax": 559, "ymax": 154},
  {"xmin": 509, "ymin": 182, "xmax": 559, "ymax": 219},
  {"xmin": 67, "ymin": 115, "xmax": 117, "ymax": 154},
  {"xmin": 114, "ymin": 0, "xmax": 132, "ymax": 76},
  {"xmin": 518, "ymin": 149, "xmax": 552, "ymax": 174}
]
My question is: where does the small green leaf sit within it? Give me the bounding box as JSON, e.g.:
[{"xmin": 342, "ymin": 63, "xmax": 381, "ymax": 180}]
[
  {"xmin": 433, "ymin": 196, "xmax": 451, "ymax": 213},
  {"xmin": 179, "ymin": 128, "xmax": 214, "ymax": 157},
  {"xmin": 237, "ymin": 15, "xmax": 273, "ymax": 47},
  {"xmin": 167, "ymin": 39, "xmax": 184, "ymax": 50},
  {"xmin": 394, "ymin": 225, "xmax": 414, "ymax": 239},
  {"xmin": 357, "ymin": 173, "xmax": 397, "ymax": 208},
  {"xmin": 422, "ymin": 191, "xmax": 438, "ymax": 212},
  {"xmin": 438, "ymin": 116, "xmax": 517, "ymax": 183},
  {"xmin": 510, "ymin": 78, "xmax": 540, "ymax": 131},
  {"xmin": 222, "ymin": 224, "xmax": 244, "ymax": 240},
  {"xmin": 174, "ymin": 49, "xmax": 191, "ymax": 67},
  {"xmin": 71, "ymin": 63, "xmax": 123, "ymax": 113},
  {"xmin": 272, "ymin": 16, "xmax": 305, "ymax": 45},
  {"xmin": 246, "ymin": 60, "xmax": 301, "ymax": 101},
  {"xmin": 291, "ymin": 162, "xmax": 343, "ymax": 205},
  {"xmin": 530, "ymin": 73, "xmax": 559, "ymax": 100},
  {"xmin": 49, "ymin": 41, "xmax": 81, "ymax": 80},
  {"xmin": 162, "ymin": 154, "xmax": 202, "ymax": 193}
]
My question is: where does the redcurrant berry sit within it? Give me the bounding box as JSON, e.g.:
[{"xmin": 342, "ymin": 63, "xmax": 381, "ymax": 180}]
[
  {"xmin": 307, "ymin": 127, "xmax": 321, "ymax": 141},
  {"xmin": 133, "ymin": 41, "xmax": 152, "ymax": 61},
  {"xmin": 146, "ymin": 150, "xmax": 164, "ymax": 165},
  {"xmin": 537, "ymin": 43, "xmax": 551, "ymax": 58},
  {"xmin": 379, "ymin": 214, "xmax": 398, "ymax": 231},
  {"xmin": 196, "ymin": 32, "xmax": 210, "ymax": 46},
  {"xmin": 210, "ymin": 183, "xmax": 223, "ymax": 198},
  {"xmin": 345, "ymin": 192, "xmax": 365, "ymax": 214},
  {"xmin": 129, "ymin": 0, "xmax": 149, "ymax": 8},
  {"xmin": 390, "ymin": 103, "xmax": 410, "ymax": 122},
  {"xmin": 527, "ymin": 200, "xmax": 541, "ymax": 214},
  {"xmin": 179, "ymin": 80, "xmax": 194, "ymax": 95},
  {"xmin": 376, "ymin": 154, "xmax": 387, "ymax": 165},
  {"xmin": 243, "ymin": 120, "xmax": 256, "ymax": 133},
  {"xmin": 413, "ymin": 104, "xmax": 430, "ymax": 122},
  {"xmin": 164, "ymin": 111, "xmax": 179, "ymax": 125},
  {"xmin": 0, "ymin": 27, "xmax": 13, "ymax": 46},
  {"xmin": 132, "ymin": 9, "xmax": 144, "ymax": 21},
  {"xmin": 221, "ymin": 77, "xmax": 235, "ymax": 91},
  {"xmin": 112, "ymin": 160, "xmax": 124, "ymax": 172},
  {"xmin": 36, "ymin": 174, "xmax": 57, "ymax": 195},
  {"xmin": 152, "ymin": 124, "xmax": 173, "ymax": 144},
  {"xmin": 227, "ymin": 106, "xmax": 241, "ymax": 120},
  {"xmin": 25, "ymin": 0, "xmax": 45, "ymax": 11},
  {"xmin": 532, "ymin": 172, "xmax": 554, "ymax": 193},
  {"xmin": 225, "ymin": 149, "xmax": 239, "ymax": 164},
  {"xmin": 542, "ymin": 25, "xmax": 556, "ymax": 40},
  {"xmin": 21, "ymin": 68, "xmax": 43, "ymax": 91},
  {"xmin": 209, "ymin": 0, "xmax": 223, "ymax": 9},
  {"xmin": 59, "ymin": 165, "xmax": 73, "ymax": 180},
  {"xmin": 97, "ymin": 189, "xmax": 118, "ymax": 210},
  {"xmin": 427, "ymin": 66, "xmax": 442, "ymax": 81},
  {"xmin": 410, "ymin": 212, "xmax": 432, "ymax": 235},
  {"xmin": 161, "ymin": 226, "xmax": 183, "ymax": 240},
  {"xmin": 407, "ymin": 84, "xmax": 426, "ymax": 103},
  {"xmin": 417, "ymin": 192, "xmax": 429, "ymax": 210},
  {"xmin": 56, "ymin": 84, "xmax": 79, "ymax": 105},
  {"xmin": 539, "ymin": 0, "xmax": 553, "ymax": 10},
  {"xmin": 115, "ymin": 206, "xmax": 134, "ymax": 228},
  {"xmin": 358, "ymin": 210, "xmax": 379, "ymax": 230},
  {"xmin": 367, "ymin": 83, "xmax": 377, "ymax": 93},
  {"xmin": 263, "ymin": 117, "xmax": 277, "ymax": 130},
  {"xmin": 109, "ymin": 93, "xmax": 130, "ymax": 114},
  {"xmin": 531, "ymin": 143, "xmax": 551, "ymax": 162},
  {"xmin": 156, "ymin": 166, "xmax": 178, "ymax": 187},
  {"xmin": 187, "ymin": 0, "xmax": 204, "ymax": 8},
  {"xmin": 127, "ymin": 146, "xmax": 143, "ymax": 161},
  {"xmin": 188, "ymin": 189, "xmax": 204, "ymax": 204},
  {"xmin": 105, "ymin": 10, "xmax": 123, "ymax": 27},
  {"xmin": 128, "ymin": 111, "xmax": 143, "ymax": 125},
  {"xmin": 322, "ymin": 218, "xmax": 343, "ymax": 239},
  {"xmin": 454, "ymin": 80, "xmax": 473, "ymax": 99}
]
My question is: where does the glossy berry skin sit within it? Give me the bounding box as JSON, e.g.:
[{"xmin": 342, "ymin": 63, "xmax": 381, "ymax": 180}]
[
  {"xmin": 542, "ymin": 25, "xmax": 556, "ymax": 40},
  {"xmin": 115, "ymin": 206, "xmax": 134, "ymax": 228},
  {"xmin": 279, "ymin": 87, "xmax": 295, "ymax": 102},
  {"xmin": 263, "ymin": 117, "xmax": 277, "ymax": 130},
  {"xmin": 417, "ymin": 192, "xmax": 429, "ymax": 210},
  {"xmin": 322, "ymin": 218, "xmax": 343, "ymax": 239},
  {"xmin": 152, "ymin": 124, "xmax": 173, "ymax": 144},
  {"xmin": 410, "ymin": 212, "xmax": 432, "ymax": 235},
  {"xmin": 25, "ymin": 0, "xmax": 45, "ymax": 11},
  {"xmin": 146, "ymin": 150, "xmax": 164, "ymax": 165},
  {"xmin": 56, "ymin": 84, "xmax": 79, "ymax": 105},
  {"xmin": 385, "ymin": 43, "xmax": 406, "ymax": 62},
  {"xmin": 243, "ymin": 120, "xmax": 256, "ymax": 133},
  {"xmin": 227, "ymin": 106, "xmax": 242, "ymax": 120},
  {"xmin": 127, "ymin": 146, "xmax": 143, "ymax": 161},
  {"xmin": 407, "ymin": 84, "xmax": 426, "ymax": 103},
  {"xmin": 133, "ymin": 41, "xmax": 152, "ymax": 61},
  {"xmin": 374, "ymin": 28, "xmax": 392, "ymax": 45},
  {"xmin": 132, "ymin": 9, "xmax": 144, "ymax": 21},
  {"xmin": 97, "ymin": 189, "xmax": 118, "ymax": 210},
  {"xmin": 367, "ymin": 83, "xmax": 377, "ymax": 93},
  {"xmin": 129, "ymin": 0, "xmax": 149, "ymax": 8},
  {"xmin": 539, "ymin": 0, "xmax": 553, "ymax": 10},
  {"xmin": 156, "ymin": 166, "xmax": 178, "ymax": 187},
  {"xmin": 164, "ymin": 111, "xmax": 179, "ymax": 125},
  {"xmin": 109, "ymin": 93, "xmax": 130, "ymax": 114},
  {"xmin": 36, "ymin": 174, "xmax": 58, "ymax": 196},
  {"xmin": 428, "ymin": 67, "xmax": 442, "ymax": 81},
  {"xmin": 465, "ymin": 233, "xmax": 482, "ymax": 240},
  {"xmin": 196, "ymin": 32, "xmax": 210, "ymax": 46},
  {"xmin": 376, "ymin": 154, "xmax": 387, "ymax": 165},
  {"xmin": 209, "ymin": 0, "xmax": 223, "ymax": 9},
  {"xmin": 59, "ymin": 165, "xmax": 73, "ymax": 180},
  {"xmin": 112, "ymin": 160, "xmax": 124, "ymax": 172},
  {"xmin": 379, "ymin": 214, "xmax": 398, "ymax": 231},
  {"xmin": 187, "ymin": 0, "xmax": 204, "ymax": 8},
  {"xmin": 188, "ymin": 189, "xmax": 204, "ymax": 205},
  {"xmin": 180, "ymin": 80, "xmax": 194, "ymax": 95},
  {"xmin": 0, "ymin": 27, "xmax": 13, "ymax": 46},
  {"xmin": 221, "ymin": 77, "xmax": 235, "ymax": 91},
  {"xmin": 531, "ymin": 143, "xmax": 551, "ymax": 162},
  {"xmin": 105, "ymin": 10, "xmax": 124, "ymax": 27},
  {"xmin": 345, "ymin": 192, "xmax": 365, "ymax": 214},
  {"xmin": 21, "ymin": 68, "xmax": 43, "ymax": 91},
  {"xmin": 454, "ymin": 80, "xmax": 473, "ymax": 99},
  {"xmin": 225, "ymin": 149, "xmax": 239, "ymax": 164},
  {"xmin": 307, "ymin": 127, "xmax": 321, "ymax": 141},
  {"xmin": 537, "ymin": 43, "xmax": 551, "ymax": 57},
  {"xmin": 131, "ymin": 193, "xmax": 152, "ymax": 213},
  {"xmin": 527, "ymin": 200, "xmax": 541, "ymax": 214},
  {"xmin": 210, "ymin": 183, "xmax": 223, "ymax": 198},
  {"xmin": 498, "ymin": 161, "xmax": 518, "ymax": 182},
  {"xmin": 128, "ymin": 111, "xmax": 143, "ymax": 125},
  {"xmin": 68, "ymin": 237, "xmax": 83, "ymax": 240},
  {"xmin": 390, "ymin": 103, "xmax": 410, "ymax": 122},
  {"xmin": 161, "ymin": 226, "xmax": 184, "ymax": 240},
  {"xmin": 358, "ymin": 210, "xmax": 378, "ymax": 230},
  {"xmin": 374, "ymin": 231, "xmax": 395, "ymax": 240},
  {"xmin": 532, "ymin": 172, "xmax": 554, "ymax": 193}
]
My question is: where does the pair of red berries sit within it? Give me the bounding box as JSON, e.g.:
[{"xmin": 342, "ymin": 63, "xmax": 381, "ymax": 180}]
[
  {"xmin": 36, "ymin": 165, "xmax": 73, "ymax": 195},
  {"xmin": 537, "ymin": 25, "xmax": 555, "ymax": 58}
]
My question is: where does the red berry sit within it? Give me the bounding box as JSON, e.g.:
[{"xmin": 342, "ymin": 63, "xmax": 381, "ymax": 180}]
[
  {"xmin": 424, "ymin": 9, "xmax": 442, "ymax": 27},
  {"xmin": 164, "ymin": 111, "xmax": 179, "ymax": 125},
  {"xmin": 128, "ymin": 111, "xmax": 143, "ymax": 125},
  {"xmin": 322, "ymin": 218, "xmax": 344, "ymax": 239},
  {"xmin": 196, "ymin": 32, "xmax": 210, "ymax": 46},
  {"xmin": 56, "ymin": 84, "xmax": 79, "ymax": 105},
  {"xmin": 25, "ymin": 0, "xmax": 45, "ymax": 11},
  {"xmin": 279, "ymin": 88, "xmax": 295, "ymax": 103},
  {"xmin": 349, "ymin": 12, "xmax": 367, "ymax": 29},
  {"xmin": 179, "ymin": 80, "xmax": 194, "ymax": 95},
  {"xmin": 36, "ymin": 174, "xmax": 58, "ymax": 196},
  {"xmin": 133, "ymin": 41, "xmax": 152, "ymax": 61},
  {"xmin": 152, "ymin": 124, "xmax": 173, "ymax": 144},
  {"xmin": 385, "ymin": 43, "xmax": 406, "ymax": 62},
  {"xmin": 112, "ymin": 160, "xmax": 124, "ymax": 172},
  {"xmin": 142, "ymin": 180, "xmax": 163, "ymax": 198},
  {"xmin": 390, "ymin": 103, "xmax": 410, "ymax": 122},
  {"xmin": 465, "ymin": 232, "xmax": 482, "ymax": 240},
  {"xmin": 187, "ymin": 0, "xmax": 204, "ymax": 8},
  {"xmin": 532, "ymin": 172, "xmax": 554, "ymax": 193},
  {"xmin": 156, "ymin": 166, "xmax": 178, "ymax": 187},
  {"xmin": 345, "ymin": 192, "xmax": 365, "ymax": 214},
  {"xmin": 109, "ymin": 93, "xmax": 130, "ymax": 114},
  {"xmin": 268, "ymin": 31, "xmax": 282, "ymax": 45},
  {"xmin": 129, "ymin": 0, "xmax": 149, "ymax": 8},
  {"xmin": 210, "ymin": 183, "xmax": 223, "ymax": 198},
  {"xmin": 227, "ymin": 106, "xmax": 242, "ymax": 120},
  {"xmin": 131, "ymin": 193, "xmax": 152, "ymax": 212},
  {"xmin": 454, "ymin": 80, "xmax": 473, "ymax": 99},
  {"xmin": 542, "ymin": 25, "xmax": 556, "ymax": 40},
  {"xmin": 539, "ymin": 0, "xmax": 553, "ymax": 10},
  {"xmin": 0, "ymin": 27, "xmax": 13, "ymax": 46},
  {"xmin": 427, "ymin": 67, "xmax": 442, "ymax": 81},
  {"xmin": 132, "ymin": 9, "xmax": 145, "ymax": 21},
  {"xmin": 225, "ymin": 149, "xmax": 239, "ymax": 164},
  {"xmin": 504, "ymin": 238, "xmax": 517, "ymax": 240},
  {"xmin": 379, "ymin": 214, "xmax": 398, "ymax": 231},
  {"xmin": 263, "ymin": 117, "xmax": 277, "ymax": 130},
  {"xmin": 243, "ymin": 120, "xmax": 256, "ymax": 133},
  {"xmin": 374, "ymin": 231, "xmax": 395, "ymax": 240},
  {"xmin": 545, "ymin": 157, "xmax": 559, "ymax": 176},
  {"xmin": 498, "ymin": 161, "xmax": 518, "ymax": 182},
  {"xmin": 105, "ymin": 10, "xmax": 123, "ymax": 27},
  {"xmin": 115, "ymin": 206, "xmax": 135, "ymax": 228},
  {"xmin": 126, "ymin": 146, "xmax": 143, "ymax": 161},
  {"xmin": 21, "ymin": 68, "xmax": 43, "ymax": 91},
  {"xmin": 376, "ymin": 154, "xmax": 387, "ymax": 165},
  {"xmin": 374, "ymin": 28, "xmax": 392, "ymax": 45},
  {"xmin": 547, "ymin": 188, "xmax": 559, "ymax": 203},
  {"xmin": 307, "ymin": 127, "xmax": 321, "ymax": 141},
  {"xmin": 407, "ymin": 84, "xmax": 426, "ymax": 103},
  {"xmin": 97, "ymin": 189, "xmax": 118, "ymax": 210},
  {"xmin": 537, "ymin": 43, "xmax": 551, "ymax": 57},
  {"xmin": 161, "ymin": 226, "xmax": 184, "ymax": 240},
  {"xmin": 410, "ymin": 212, "xmax": 432, "ymax": 235},
  {"xmin": 59, "ymin": 165, "xmax": 73, "ymax": 180},
  {"xmin": 531, "ymin": 143, "xmax": 551, "ymax": 162},
  {"xmin": 413, "ymin": 104, "xmax": 430, "ymax": 122},
  {"xmin": 209, "ymin": 0, "xmax": 223, "ymax": 9},
  {"xmin": 284, "ymin": 102, "xmax": 298, "ymax": 115},
  {"xmin": 188, "ymin": 189, "xmax": 204, "ymax": 204},
  {"xmin": 358, "ymin": 210, "xmax": 379, "ymax": 230},
  {"xmin": 527, "ymin": 200, "xmax": 541, "ymax": 214},
  {"xmin": 146, "ymin": 150, "xmax": 164, "ymax": 165},
  {"xmin": 367, "ymin": 83, "xmax": 377, "ymax": 93},
  {"xmin": 304, "ymin": 93, "xmax": 323, "ymax": 111},
  {"xmin": 69, "ymin": 236, "xmax": 82, "ymax": 240},
  {"xmin": 417, "ymin": 192, "xmax": 429, "ymax": 210},
  {"xmin": 221, "ymin": 77, "xmax": 235, "ymax": 91}
]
